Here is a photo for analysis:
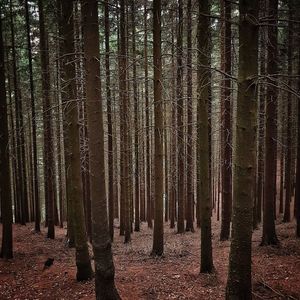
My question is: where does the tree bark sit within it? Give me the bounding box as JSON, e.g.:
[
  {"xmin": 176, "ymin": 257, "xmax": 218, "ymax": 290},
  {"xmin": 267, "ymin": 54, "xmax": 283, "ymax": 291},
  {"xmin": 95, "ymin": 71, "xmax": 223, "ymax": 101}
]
[
  {"xmin": 104, "ymin": 0, "xmax": 115, "ymax": 239},
  {"xmin": 261, "ymin": 0, "xmax": 279, "ymax": 246},
  {"xmin": 81, "ymin": 0, "xmax": 120, "ymax": 298},
  {"xmin": 151, "ymin": 0, "xmax": 164, "ymax": 256},
  {"xmin": 185, "ymin": 0, "xmax": 194, "ymax": 233},
  {"xmin": 177, "ymin": 0, "xmax": 185, "ymax": 234},
  {"xmin": 60, "ymin": 0, "xmax": 93, "ymax": 281},
  {"xmin": 0, "ymin": 8, "xmax": 13, "ymax": 259},
  {"xmin": 226, "ymin": 0, "xmax": 259, "ymax": 298},
  {"xmin": 25, "ymin": 0, "xmax": 40, "ymax": 232},
  {"xmin": 197, "ymin": 0, "xmax": 214, "ymax": 273},
  {"xmin": 220, "ymin": 0, "xmax": 232, "ymax": 241}
]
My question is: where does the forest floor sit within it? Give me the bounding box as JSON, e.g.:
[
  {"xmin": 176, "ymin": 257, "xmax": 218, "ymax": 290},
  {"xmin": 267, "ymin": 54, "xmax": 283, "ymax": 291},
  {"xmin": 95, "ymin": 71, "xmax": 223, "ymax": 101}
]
[{"xmin": 0, "ymin": 219, "xmax": 300, "ymax": 300}]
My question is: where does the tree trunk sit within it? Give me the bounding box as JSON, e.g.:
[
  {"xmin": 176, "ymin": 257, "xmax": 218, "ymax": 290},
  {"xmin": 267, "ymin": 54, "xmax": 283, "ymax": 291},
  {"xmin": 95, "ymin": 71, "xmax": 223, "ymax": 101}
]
[
  {"xmin": 283, "ymin": 2, "xmax": 293, "ymax": 223},
  {"xmin": 185, "ymin": 0, "xmax": 194, "ymax": 233},
  {"xmin": 81, "ymin": 0, "xmax": 120, "ymax": 298},
  {"xmin": 295, "ymin": 4, "xmax": 300, "ymax": 237},
  {"xmin": 119, "ymin": 0, "xmax": 131, "ymax": 243},
  {"xmin": 220, "ymin": 0, "xmax": 232, "ymax": 241},
  {"xmin": 25, "ymin": 0, "xmax": 40, "ymax": 232},
  {"xmin": 144, "ymin": 0, "xmax": 153, "ymax": 229},
  {"xmin": 104, "ymin": 0, "xmax": 115, "ymax": 239},
  {"xmin": 38, "ymin": 0, "xmax": 55, "ymax": 239},
  {"xmin": 0, "ymin": 8, "xmax": 13, "ymax": 259},
  {"xmin": 261, "ymin": 0, "xmax": 279, "ymax": 246},
  {"xmin": 151, "ymin": 0, "xmax": 164, "ymax": 256},
  {"xmin": 60, "ymin": 0, "xmax": 93, "ymax": 281},
  {"xmin": 226, "ymin": 0, "xmax": 259, "ymax": 298},
  {"xmin": 197, "ymin": 0, "xmax": 214, "ymax": 273},
  {"xmin": 131, "ymin": 0, "xmax": 140, "ymax": 232},
  {"xmin": 177, "ymin": 0, "xmax": 185, "ymax": 234}
]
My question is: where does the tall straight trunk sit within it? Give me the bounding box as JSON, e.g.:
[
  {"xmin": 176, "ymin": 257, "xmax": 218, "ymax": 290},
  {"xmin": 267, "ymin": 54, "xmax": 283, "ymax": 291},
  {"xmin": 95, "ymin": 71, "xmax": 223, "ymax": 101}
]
[
  {"xmin": 197, "ymin": 0, "xmax": 213, "ymax": 273},
  {"xmin": 0, "ymin": 10, "xmax": 13, "ymax": 259},
  {"xmin": 164, "ymin": 96, "xmax": 169, "ymax": 223},
  {"xmin": 60, "ymin": 0, "xmax": 93, "ymax": 281},
  {"xmin": 119, "ymin": 0, "xmax": 131, "ymax": 243},
  {"xmin": 81, "ymin": 1, "xmax": 120, "ymax": 299},
  {"xmin": 283, "ymin": 3, "xmax": 293, "ymax": 223},
  {"xmin": 257, "ymin": 0, "xmax": 266, "ymax": 223},
  {"xmin": 261, "ymin": 0, "xmax": 279, "ymax": 246},
  {"xmin": 296, "ymin": 37, "xmax": 300, "ymax": 237},
  {"xmin": 177, "ymin": 0, "xmax": 185, "ymax": 234},
  {"xmin": 169, "ymin": 7, "xmax": 176, "ymax": 229},
  {"xmin": 144, "ymin": 0, "xmax": 152, "ymax": 229},
  {"xmin": 104, "ymin": 0, "xmax": 115, "ymax": 239},
  {"xmin": 220, "ymin": 0, "xmax": 232, "ymax": 241},
  {"xmin": 226, "ymin": 1, "xmax": 258, "ymax": 298},
  {"xmin": 131, "ymin": 0, "xmax": 140, "ymax": 232},
  {"xmin": 6, "ymin": 63, "xmax": 18, "ymax": 224},
  {"xmin": 185, "ymin": 0, "xmax": 194, "ymax": 233},
  {"xmin": 10, "ymin": 0, "xmax": 28, "ymax": 225},
  {"xmin": 38, "ymin": 0, "xmax": 55, "ymax": 239},
  {"xmin": 151, "ymin": 0, "xmax": 164, "ymax": 257},
  {"xmin": 25, "ymin": 0, "xmax": 40, "ymax": 232},
  {"xmin": 57, "ymin": 0, "xmax": 74, "ymax": 245}
]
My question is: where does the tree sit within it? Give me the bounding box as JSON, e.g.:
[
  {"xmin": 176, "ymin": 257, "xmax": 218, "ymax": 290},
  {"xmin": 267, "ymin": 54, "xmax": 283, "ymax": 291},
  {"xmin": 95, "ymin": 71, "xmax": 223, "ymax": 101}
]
[
  {"xmin": 220, "ymin": 0, "xmax": 232, "ymax": 241},
  {"xmin": 226, "ymin": 0, "xmax": 259, "ymax": 298},
  {"xmin": 151, "ymin": 0, "xmax": 164, "ymax": 257},
  {"xmin": 197, "ymin": 0, "xmax": 214, "ymax": 273},
  {"xmin": 296, "ymin": 4, "xmax": 300, "ymax": 238},
  {"xmin": 119, "ymin": 0, "xmax": 131, "ymax": 243},
  {"xmin": 0, "ymin": 5, "xmax": 13, "ymax": 259},
  {"xmin": 185, "ymin": 0, "xmax": 194, "ymax": 233},
  {"xmin": 104, "ymin": 0, "xmax": 115, "ymax": 240},
  {"xmin": 25, "ymin": 0, "xmax": 40, "ymax": 233},
  {"xmin": 177, "ymin": 0, "xmax": 185, "ymax": 234},
  {"xmin": 283, "ymin": 1, "xmax": 293, "ymax": 223},
  {"xmin": 131, "ymin": 0, "xmax": 140, "ymax": 232},
  {"xmin": 144, "ymin": 0, "xmax": 153, "ymax": 229},
  {"xmin": 60, "ymin": 0, "xmax": 93, "ymax": 281},
  {"xmin": 81, "ymin": 0, "xmax": 120, "ymax": 298},
  {"xmin": 261, "ymin": 0, "xmax": 279, "ymax": 246},
  {"xmin": 38, "ymin": 0, "xmax": 55, "ymax": 239}
]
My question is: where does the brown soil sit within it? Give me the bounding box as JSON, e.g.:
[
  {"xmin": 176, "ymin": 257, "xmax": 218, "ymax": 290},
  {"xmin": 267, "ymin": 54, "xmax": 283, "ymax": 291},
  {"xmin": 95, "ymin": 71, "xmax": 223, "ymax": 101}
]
[{"xmin": 0, "ymin": 219, "xmax": 299, "ymax": 300}]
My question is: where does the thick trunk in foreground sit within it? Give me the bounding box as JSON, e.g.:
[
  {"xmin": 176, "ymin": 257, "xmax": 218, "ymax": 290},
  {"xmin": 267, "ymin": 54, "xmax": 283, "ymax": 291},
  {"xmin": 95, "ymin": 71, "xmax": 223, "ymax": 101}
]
[
  {"xmin": 197, "ymin": 0, "xmax": 213, "ymax": 273},
  {"xmin": 60, "ymin": 0, "xmax": 93, "ymax": 281},
  {"xmin": 0, "ymin": 10, "xmax": 13, "ymax": 259},
  {"xmin": 81, "ymin": 1, "xmax": 120, "ymax": 298},
  {"xmin": 151, "ymin": 0, "xmax": 164, "ymax": 257},
  {"xmin": 296, "ymin": 7, "xmax": 300, "ymax": 237},
  {"xmin": 226, "ymin": 0, "xmax": 258, "ymax": 298},
  {"xmin": 261, "ymin": 0, "xmax": 279, "ymax": 246}
]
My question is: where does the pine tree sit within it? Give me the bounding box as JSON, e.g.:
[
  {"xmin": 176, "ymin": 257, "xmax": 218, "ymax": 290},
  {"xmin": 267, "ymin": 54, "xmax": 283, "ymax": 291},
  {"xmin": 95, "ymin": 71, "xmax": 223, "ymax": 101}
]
[
  {"xmin": 81, "ymin": 0, "xmax": 120, "ymax": 298},
  {"xmin": 197, "ymin": 0, "xmax": 214, "ymax": 273},
  {"xmin": 151, "ymin": 0, "xmax": 164, "ymax": 257},
  {"xmin": 261, "ymin": 0, "xmax": 279, "ymax": 246},
  {"xmin": 0, "ymin": 5, "xmax": 13, "ymax": 259},
  {"xmin": 226, "ymin": 0, "xmax": 259, "ymax": 298}
]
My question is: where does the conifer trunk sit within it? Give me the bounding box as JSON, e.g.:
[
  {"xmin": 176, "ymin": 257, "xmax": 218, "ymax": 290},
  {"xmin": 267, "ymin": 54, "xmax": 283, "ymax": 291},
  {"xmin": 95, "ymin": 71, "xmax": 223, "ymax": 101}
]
[
  {"xmin": 226, "ymin": 0, "xmax": 259, "ymax": 298},
  {"xmin": 81, "ymin": 0, "xmax": 120, "ymax": 298}
]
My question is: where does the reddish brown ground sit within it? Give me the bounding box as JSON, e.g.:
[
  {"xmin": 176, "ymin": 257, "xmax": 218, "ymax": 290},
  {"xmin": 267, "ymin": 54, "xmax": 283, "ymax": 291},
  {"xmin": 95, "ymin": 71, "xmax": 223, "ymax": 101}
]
[{"xmin": 0, "ymin": 219, "xmax": 299, "ymax": 299}]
